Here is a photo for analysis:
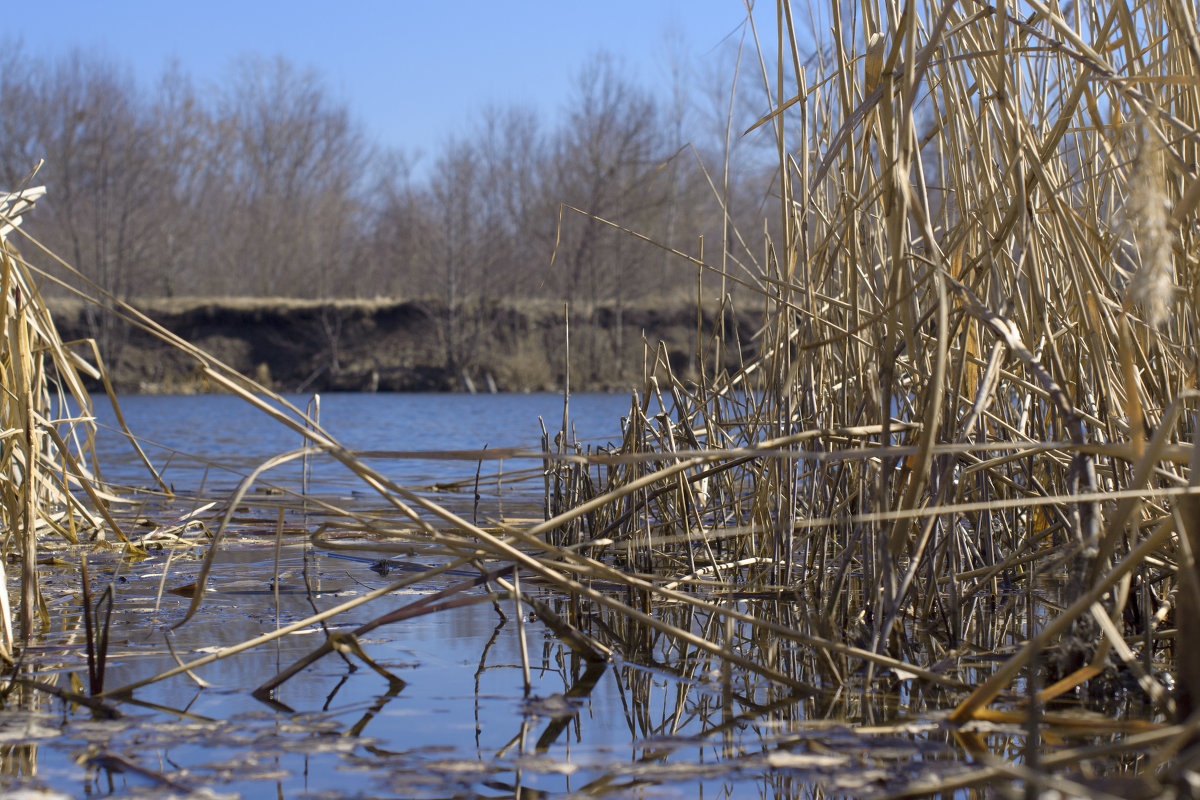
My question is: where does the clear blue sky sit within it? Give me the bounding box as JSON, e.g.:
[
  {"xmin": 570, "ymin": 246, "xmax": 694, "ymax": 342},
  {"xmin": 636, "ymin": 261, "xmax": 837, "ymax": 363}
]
[{"xmin": 12, "ymin": 2, "xmax": 767, "ymax": 166}]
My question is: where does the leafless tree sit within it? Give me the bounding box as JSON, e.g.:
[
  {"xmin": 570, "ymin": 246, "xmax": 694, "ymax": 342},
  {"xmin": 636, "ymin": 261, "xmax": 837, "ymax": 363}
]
[
  {"xmin": 7, "ymin": 50, "xmax": 167, "ymax": 362},
  {"xmin": 0, "ymin": 37, "xmax": 770, "ymax": 388},
  {"xmin": 0, "ymin": 41, "xmax": 45, "ymax": 192},
  {"xmin": 211, "ymin": 55, "xmax": 368, "ymax": 297},
  {"xmin": 368, "ymin": 150, "xmax": 428, "ymax": 296},
  {"xmin": 474, "ymin": 105, "xmax": 546, "ymax": 298},
  {"xmin": 538, "ymin": 52, "xmax": 674, "ymax": 381},
  {"xmin": 139, "ymin": 62, "xmax": 220, "ymax": 298}
]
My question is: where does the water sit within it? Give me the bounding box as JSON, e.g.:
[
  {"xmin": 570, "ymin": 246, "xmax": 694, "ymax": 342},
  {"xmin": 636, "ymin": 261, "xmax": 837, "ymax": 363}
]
[
  {"xmin": 10, "ymin": 392, "xmax": 1115, "ymax": 798},
  {"xmin": 18, "ymin": 391, "xmax": 920, "ymax": 800},
  {"xmin": 87, "ymin": 392, "xmax": 634, "ymax": 497}
]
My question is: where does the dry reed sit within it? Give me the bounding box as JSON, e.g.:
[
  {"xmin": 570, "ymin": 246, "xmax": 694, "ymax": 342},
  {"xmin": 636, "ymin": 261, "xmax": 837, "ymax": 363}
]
[
  {"xmin": 0, "ymin": 184, "xmax": 137, "ymax": 660},
  {"xmin": 1, "ymin": 1, "xmax": 1198, "ymax": 795}
]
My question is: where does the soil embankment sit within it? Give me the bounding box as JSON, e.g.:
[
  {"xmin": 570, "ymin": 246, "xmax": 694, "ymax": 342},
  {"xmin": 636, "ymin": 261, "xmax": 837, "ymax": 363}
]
[{"xmin": 48, "ymin": 297, "xmax": 753, "ymax": 394}]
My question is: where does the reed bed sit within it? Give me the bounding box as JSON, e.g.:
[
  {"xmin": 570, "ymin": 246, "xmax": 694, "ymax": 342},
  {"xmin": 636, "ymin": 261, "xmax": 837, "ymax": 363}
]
[
  {"xmin": 533, "ymin": 0, "xmax": 1200, "ymax": 790},
  {"xmin": 0, "ymin": 184, "xmax": 148, "ymax": 657},
  {"xmin": 1, "ymin": 0, "xmax": 1199, "ymax": 795},
  {"xmin": 535, "ymin": 0, "xmax": 1199, "ymax": 701}
]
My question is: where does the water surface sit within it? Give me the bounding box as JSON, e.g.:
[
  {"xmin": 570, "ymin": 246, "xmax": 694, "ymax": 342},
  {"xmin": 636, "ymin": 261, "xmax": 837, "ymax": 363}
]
[
  {"xmin": 89, "ymin": 392, "xmax": 632, "ymax": 496},
  {"xmin": 10, "ymin": 391, "xmax": 1092, "ymax": 799}
]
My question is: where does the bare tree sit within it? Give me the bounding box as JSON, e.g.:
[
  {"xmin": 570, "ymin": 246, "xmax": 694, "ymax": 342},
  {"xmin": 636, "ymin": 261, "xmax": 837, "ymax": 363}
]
[
  {"xmin": 139, "ymin": 61, "xmax": 221, "ymax": 298},
  {"xmin": 211, "ymin": 55, "xmax": 368, "ymax": 297},
  {"xmin": 474, "ymin": 105, "xmax": 546, "ymax": 298},
  {"xmin": 368, "ymin": 149, "xmax": 429, "ymax": 297},
  {"xmin": 0, "ymin": 40, "xmax": 45, "ymax": 191},
  {"xmin": 424, "ymin": 138, "xmax": 489, "ymax": 376},
  {"xmin": 7, "ymin": 50, "xmax": 168, "ymax": 362},
  {"xmin": 540, "ymin": 52, "xmax": 673, "ymax": 381}
]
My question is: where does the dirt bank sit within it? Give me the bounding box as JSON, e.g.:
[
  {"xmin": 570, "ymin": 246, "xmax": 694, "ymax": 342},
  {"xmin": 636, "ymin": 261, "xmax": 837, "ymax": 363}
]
[{"xmin": 48, "ymin": 297, "xmax": 754, "ymax": 394}]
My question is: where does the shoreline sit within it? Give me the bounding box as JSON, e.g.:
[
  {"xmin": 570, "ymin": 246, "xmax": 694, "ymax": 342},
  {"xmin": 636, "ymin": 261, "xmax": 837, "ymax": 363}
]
[{"xmin": 48, "ymin": 296, "xmax": 750, "ymax": 395}]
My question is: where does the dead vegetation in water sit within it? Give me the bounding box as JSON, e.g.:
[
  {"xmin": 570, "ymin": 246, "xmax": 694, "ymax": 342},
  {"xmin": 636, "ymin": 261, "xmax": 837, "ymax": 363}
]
[{"xmin": 1, "ymin": 0, "xmax": 1200, "ymax": 796}]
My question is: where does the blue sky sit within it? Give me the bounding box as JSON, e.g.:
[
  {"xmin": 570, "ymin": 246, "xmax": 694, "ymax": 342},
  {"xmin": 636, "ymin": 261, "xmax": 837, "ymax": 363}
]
[{"xmin": 12, "ymin": 2, "xmax": 765, "ymax": 165}]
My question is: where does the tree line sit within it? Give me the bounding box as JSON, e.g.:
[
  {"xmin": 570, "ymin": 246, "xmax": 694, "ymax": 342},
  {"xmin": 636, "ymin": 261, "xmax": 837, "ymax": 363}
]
[{"xmin": 0, "ymin": 41, "xmax": 779, "ymax": 373}]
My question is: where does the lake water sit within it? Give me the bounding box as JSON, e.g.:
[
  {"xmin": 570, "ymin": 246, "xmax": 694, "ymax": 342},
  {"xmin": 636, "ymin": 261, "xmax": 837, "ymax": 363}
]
[
  {"xmin": 88, "ymin": 392, "xmax": 635, "ymax": 497},
  {"xmin": 11, "ymin": 391, "xmax": 921, "ymax": 800}
]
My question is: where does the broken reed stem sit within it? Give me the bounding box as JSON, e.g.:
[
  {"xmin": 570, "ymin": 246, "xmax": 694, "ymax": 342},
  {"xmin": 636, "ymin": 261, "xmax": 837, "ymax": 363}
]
[{"xmin": 80, "ymin": 554, "xmax": 96, "ymax": 693}]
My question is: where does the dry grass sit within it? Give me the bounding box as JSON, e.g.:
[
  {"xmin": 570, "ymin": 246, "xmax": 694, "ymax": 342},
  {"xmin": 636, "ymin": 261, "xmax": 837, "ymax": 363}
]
[
  {"xmin": 529, "ymin": 0, "xmax": 1200, "ymax": 786},
  {"xmin": 2, "ymin": 1, "xmax": 1199, "ymax": 794},
  {"xmin": 0, "ymin": 185, "xmax": 142, "ymax": 658}
]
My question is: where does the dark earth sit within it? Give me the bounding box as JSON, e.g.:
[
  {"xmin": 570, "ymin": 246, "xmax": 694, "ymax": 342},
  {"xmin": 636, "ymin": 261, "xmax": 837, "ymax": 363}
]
[{"xmin": 50, "ymin": 297, "xmax": 756, "ymax": 394}]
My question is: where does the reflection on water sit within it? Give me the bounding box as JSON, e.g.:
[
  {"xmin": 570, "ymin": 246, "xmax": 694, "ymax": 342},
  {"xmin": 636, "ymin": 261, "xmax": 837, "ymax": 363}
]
[
  {"xmin": 12, "ymin": 536, "xmax": 1155, "ymax": 799},
  {"xmin": 16, "ymin": 538, "xmax": 987, "ymax": 800}
]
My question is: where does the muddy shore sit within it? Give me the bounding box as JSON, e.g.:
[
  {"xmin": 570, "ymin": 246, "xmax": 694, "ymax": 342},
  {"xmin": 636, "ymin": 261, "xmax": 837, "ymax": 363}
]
[{"xmin": 48, "ymin": 297, "xmax": 752, "ymax": 394}]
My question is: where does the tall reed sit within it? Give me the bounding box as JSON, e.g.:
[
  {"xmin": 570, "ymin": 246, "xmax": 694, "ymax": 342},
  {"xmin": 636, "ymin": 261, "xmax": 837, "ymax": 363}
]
[
  {"xmin": 3, "ymin": 1, "xmax": 1198, "ymax": 793},
  {"xmin": 549, "ymin": 0, "xmax": 1200, "ymax": 727},
  {"xmin": 0, "ymin": 185, "xmax": 130, "ymax": 657}
]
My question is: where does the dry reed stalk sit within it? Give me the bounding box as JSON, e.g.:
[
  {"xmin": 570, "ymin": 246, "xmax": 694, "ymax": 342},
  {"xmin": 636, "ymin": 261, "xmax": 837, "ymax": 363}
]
[
  {"xmin": 543, "ymin": 0, "xmax": 1198, "ymax": 762},
  {"xmin": 3, "ymin": 2, "xmax": 1198, "ymax": 793},
  {"xmin": 0, "ymin": 187, "xmax": 131, "ymax": 657},
  {"xmin": 1175, "ymin": 419, "xmax": 1200, "ymax": 720}
]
